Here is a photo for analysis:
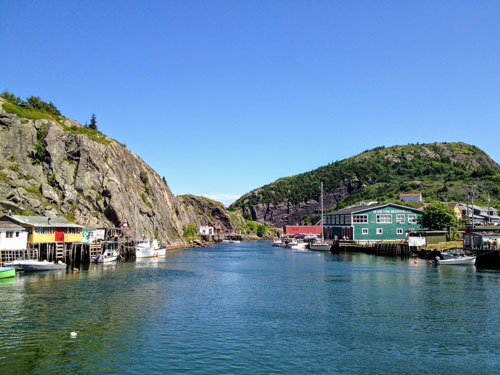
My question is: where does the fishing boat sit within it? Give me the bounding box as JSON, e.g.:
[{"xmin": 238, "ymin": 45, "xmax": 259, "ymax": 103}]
[
  {"xmin": 0, "ymin": 266, "xmax": 15, "ymax": 279},
  {"xmin": 5, "ymin": 259, "xmax": 66, "ymax": 271},
  {"xmin": 290, "ymin": 242, "xmax": 308, "ymax": 251},
  {"xmin": 135, "ymin": 239, "xmax": 166, "ymax": 258},
  {"xmin": 92, "ymin": 249, "xmax": 119, "ymax": 263},
  {"xmin": 431, "ymin": 255, "xmax": 476, "ymax": 265},
  {"xmin": 309, "ymin": 182, "xmax": 331, "ymax": 251}
]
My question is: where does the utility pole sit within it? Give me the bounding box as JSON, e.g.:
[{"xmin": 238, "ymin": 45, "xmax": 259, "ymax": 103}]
[
  {"xmin": 467, "ymin": 190, "xmax": 470, "ymax": 225},
  {"xmin": 488, "ymin": 193, "xmax": 491, "ymax": 225},
  {"xmin": 471, "ymin": 188, "xmax": 475, "ymax": 230}
]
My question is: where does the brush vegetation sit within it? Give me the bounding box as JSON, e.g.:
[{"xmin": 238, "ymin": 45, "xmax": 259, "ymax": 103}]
[{"xmin": 231, "ymin": 142, "xmax": 500, "ymax": 211}]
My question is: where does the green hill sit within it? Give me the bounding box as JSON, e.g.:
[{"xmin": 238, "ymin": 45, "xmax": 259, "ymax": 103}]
[{"xmin": 230, "ymin": 142, "xmax": 500, "ymax": 226}]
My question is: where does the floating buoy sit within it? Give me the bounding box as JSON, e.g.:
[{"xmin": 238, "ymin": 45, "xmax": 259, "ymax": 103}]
[
  {"xmin": 70, "ymin": 332, "xmax": 77, "ymax": 338},
  {"xmin": 414, "ymin": 260, "xmax": 418, "ymax": 265}
]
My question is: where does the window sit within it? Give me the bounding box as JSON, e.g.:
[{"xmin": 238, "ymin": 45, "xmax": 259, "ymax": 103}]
[
  {"xmin": 408, "ymin": 215, "xmax": 417, "ymax": 224},
  {"xmin": 340, "ymin": 216, "xmax": 344, "ymax": 224},
  {"xmin": 376, "ymin": 214, "xmax": 392, "ymax": 224},
  {"xmin": 396, "ymin": 214, "xmax": 405, "ymax": 224},
  {"xmin": 376, "ymin": 228, "xmax": 383, "ymax": 235},
  {"xmin": 6, "ymin": 232, "xmax": 13, "ymax": 238},
  {"xmin": 335, "ymin": 216, "xmax": 339, "ymax": 224},
  {"xmin": 15, "ymin": 232, "xmax": 19, "ymax": 237},
  {"xmin": 353, "ymin": 215, "xmax": 368, "ymax": 223},
  {"xmin": 397, "ymin": 228, "xmax": 403, "ymax": 235},
  {"xmin": 362, "ymin": 228, "xmax": 369, "ymax": 235},
  {"xmin": 345, "ymin": 216, "xmax": 351, "ymax": 225}
]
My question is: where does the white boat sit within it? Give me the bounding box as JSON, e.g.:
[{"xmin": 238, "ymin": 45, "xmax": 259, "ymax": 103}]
[
  {"xmin": 309, "ymin": 182, "xmax": 330, "ymax": 252},
  {"xmin": 272, "ymin": 237, "xmax": 282, "ymax": 246},
  {"xmin": 431, "ymin": 255, "xmax": 476, "ymax": 265},
  {"xmin": 92, "ymin": 249, "xmax": 119, "ymax": 263},
  {"xmin": 309, "ymin": 242, "xmax": 331, "ymax": 251},
  {"xmin": 286, "ymin": 238, "xmax": 298, "ymax": 248},
  {"xmin": 290, "ymin": 241, "xmax": 308, "ymax": 251},
  {"xmin": 135, "ymin": 239, "xmax": 166, "ymax": 258},
  {"xmin": 5, "ymin": 259, "xmax": 66, "ymax": 271},
  {"xmin": 228, "ymin": 240, "xmax": 240, "ymax": 243}
]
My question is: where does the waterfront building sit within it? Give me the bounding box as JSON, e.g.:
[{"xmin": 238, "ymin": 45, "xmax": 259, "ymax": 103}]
[
  {"xmin": 324, "ymin": 203, "xmax": 423, "ymax": 241},
  {"xmin": 400, "ymin": 193, "xmax": 422, "ymax": 202},
  {"xmin": 0, "ymin": 221, "xmax": 28, "ymax": 251},
  {"xmin": 463, "ymin": 226, "xmax": 500, "ymax": 250},
  {"xmin": 284, "ymin": 224, "xmax": 322, "ymax": 236},
  {"xmin": 0, "ymin": 215, "xmax": 83, "ymax": 244}
]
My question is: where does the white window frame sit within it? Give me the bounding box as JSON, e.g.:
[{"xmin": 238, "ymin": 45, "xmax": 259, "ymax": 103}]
[
  {"xmin": 340, "ymin": 216, "xmax": 344, "ymax": 224},
  {"xmin": 362, "ymin": 228, "xmax": 369, "ymax": 235},
  {"xmin": 376, "ymin": 214, "xmax": 392, "ymax": 224},
  {"xmin": 353, "ymin": 215, "xmax": 368, "ymax": 223},
  {"xmin": 376, "ymin": 228, "xmax": 383, "ymax": 235},
  {"xmin": 397, "ymin": 228, "xmax": 403, "ymax": 235},
  {"xmin": 396, "ymin": 214, "xmax": 405, "ymax": 224},
  {"xmin": 408, "ymin": 214, "xmax": 417, "ymax": 224}
]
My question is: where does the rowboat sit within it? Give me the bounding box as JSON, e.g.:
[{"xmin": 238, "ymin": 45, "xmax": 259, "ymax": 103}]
[{"xmin": 0, "ymin": 267, "xmax": 15, "ymax": 279}]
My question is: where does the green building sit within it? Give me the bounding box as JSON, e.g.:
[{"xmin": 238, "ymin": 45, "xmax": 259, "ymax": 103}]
[{"xmin": 324, "ymin": 203, "xmax": 423, "ymax": 242}]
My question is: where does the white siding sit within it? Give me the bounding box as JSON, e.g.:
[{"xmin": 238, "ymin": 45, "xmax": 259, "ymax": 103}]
[{"xmin": 0, "ymin": 230, "xmax": 28, "ymax": 250}]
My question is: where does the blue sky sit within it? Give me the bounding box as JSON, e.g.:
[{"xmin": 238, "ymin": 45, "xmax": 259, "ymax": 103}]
[{"xmin": 1, "ymin": 1, "xmax": 499, "ymax": 205}]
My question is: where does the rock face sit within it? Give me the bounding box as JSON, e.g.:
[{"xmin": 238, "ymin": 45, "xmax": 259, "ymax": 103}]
[{"xmin": 0, "ymin": 97, "xmax": 242, "ymax": 244}]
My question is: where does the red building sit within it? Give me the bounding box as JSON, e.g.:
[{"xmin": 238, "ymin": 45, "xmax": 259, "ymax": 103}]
[{"xmin": 284, "ymin": 225, "xmax": 322, "ymax": 236}]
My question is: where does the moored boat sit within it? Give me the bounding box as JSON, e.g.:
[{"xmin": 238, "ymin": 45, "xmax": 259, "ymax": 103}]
[
  {"xmin": 5, "ymin": 260, "xmax": 66, "ymax": 271},
  {"xmin": 0, "ymin": 266, "xmax": 15, "ymax": 279},
  {"xmin": 92, "ymin": 249, "xmax": 119, "ymax": 263},
  {"xmin": 272, "ymin": 237, "xmax": 282, "ymax": 246},
  {"xmin": 309, "ymin": 182, "xmax": 330, "ymax": 252},
  {"xmin": 135, "ymin": 239, "xmax": 165, "ymax": 258},
  {"xmin": 431, "ymin": 255, "xmax": 476, "ymax": 265}
]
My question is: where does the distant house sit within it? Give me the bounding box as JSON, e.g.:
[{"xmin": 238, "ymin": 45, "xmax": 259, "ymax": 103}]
[
  {"xmin": 446, "ymin": 203, "xmax": 462, "ymax": 221},
  {"xmin": 225, "ymin": 228, "xmax": 242, "ymax": 236},
  {"xmin": 199, "ymin": 226, "xmax": 214, "ymax": 235},
  {"xmin": 457, "ymin": 204, "xmax": 499, "ymax": 225},
  {"xmin": 0, "ymin": 221, "xmax": 28, "ymax": 251},
  {"xmin": 463, "ymin": 226, "xmax": 500, "ymax": 250},
  {"xmin": 324, "ymin": 203, "xmax": 422, "ymax": 241},
  {"xmin": 400, "ymin": 193, "xmax": 422, "ymax": 202},
  {"xmin": 284, "ymin": 225, "xmax": 322, "ymax": 236}
]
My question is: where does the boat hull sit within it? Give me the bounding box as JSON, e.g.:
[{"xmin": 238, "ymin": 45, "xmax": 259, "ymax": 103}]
[
  {"xmin": 309, "ymin": 244, "xmax": 331, "ymax": 251},
  {"xmin": 437, "ymin": 256, "xmax": 476, "ymax": 265},
  {"xmin": 0, "ymin": 267, "xmax": 15, "ymax": 279},
  {"xmin": 6, "ymin": 260, "xmax": 67, "ymax": 271}
]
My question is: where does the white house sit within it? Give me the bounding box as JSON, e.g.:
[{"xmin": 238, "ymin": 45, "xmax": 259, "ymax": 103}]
[
  {"xmin": 199, "ymin": 226, "xmax": 214, "ymax": 235},
  {"xmin": 0, "ymin": 221, "xmax": 28, "ymax": 250}
]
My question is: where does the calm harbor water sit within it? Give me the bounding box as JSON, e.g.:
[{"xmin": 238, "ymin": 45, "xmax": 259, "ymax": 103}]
[{"xmin": 1, "ymin": 241, "xmax": 500, "ymax": 374}]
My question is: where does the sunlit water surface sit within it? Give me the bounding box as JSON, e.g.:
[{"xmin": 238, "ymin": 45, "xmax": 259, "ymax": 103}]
[{"xmin": 1, "ymin": 241, "xmax": 500, "ymax": 374}]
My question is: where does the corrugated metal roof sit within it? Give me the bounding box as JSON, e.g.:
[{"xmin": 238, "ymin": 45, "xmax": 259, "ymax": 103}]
[
  {"xmin": 326, "ymin": 203, "xmax": 423, "ymax": 216},
  {"xmin": 0, "ymin": 221, "xmax": 24, "ymax": 231},
  {"xmin": 1, "ymin": 215, "xmax": 83, "ymax": 228}
]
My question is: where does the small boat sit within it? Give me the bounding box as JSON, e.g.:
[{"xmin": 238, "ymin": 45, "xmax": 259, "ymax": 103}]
[
  {"xmin": 290, "ymin": 241, "xmax": 308, "ymax": 251},
  {"xmin": 5, "ymin": 260, "xmax": 66, "ymax": 272},
  {"xmin": 431, "ymin": 255, "xmax": 476, "ymax": 265},
  {"xmin": 135, "ymin": 239, "xmax": 166, "ymax": 258},
  {"xmin": 272, "ymin": 237, "xmax": 282, "ymax": 246},
  {"xmin": 228, "ymin": 240, "xmax": 240, "ymax": 243},
  {"xmin": 0, "ymin": 266, "xmax": 15, "ymax": 279},
  {"xmin": 92, "ymin": 249, "xmax": 119, "ymax": 263},
  {"xmin": 309, "ymin": 242, "xmax": 331, "ymax": 251}
]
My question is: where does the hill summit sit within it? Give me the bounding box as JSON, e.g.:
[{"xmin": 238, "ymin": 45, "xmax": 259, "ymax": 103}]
[{"xmin": 230, "ymin": 142, "xmax": 500, "ymax": 227}]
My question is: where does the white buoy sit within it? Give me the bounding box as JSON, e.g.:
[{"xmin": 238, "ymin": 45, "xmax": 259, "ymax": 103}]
[{"xmin": 70, "ymin": 332, "xmax": 77, "ymax": 338}]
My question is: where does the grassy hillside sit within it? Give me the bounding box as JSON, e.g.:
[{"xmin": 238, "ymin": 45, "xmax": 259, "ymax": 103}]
[{"xmin": 231, "ymin": 142, "xmax": 500, "ymax": 211}]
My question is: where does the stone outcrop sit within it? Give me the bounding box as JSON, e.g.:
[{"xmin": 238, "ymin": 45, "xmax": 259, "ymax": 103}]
[{"xmin": 0, "ymin": 97, "xmax": 244, "ymax": 244}]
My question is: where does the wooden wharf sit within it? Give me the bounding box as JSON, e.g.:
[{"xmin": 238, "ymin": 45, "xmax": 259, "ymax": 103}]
[{"xmin": 331, "ymin": 240, "xmax": 412, "ymax": 257}]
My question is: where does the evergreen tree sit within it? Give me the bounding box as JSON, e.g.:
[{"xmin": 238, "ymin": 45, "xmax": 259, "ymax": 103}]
[{"xmin": 89, "ymin": 113, "xmax": 97, "ymax": 130}]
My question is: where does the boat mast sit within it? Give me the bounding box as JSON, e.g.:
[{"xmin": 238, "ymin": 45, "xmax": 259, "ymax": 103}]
[
  {"xmin": 134, "ymin": 205, "xmax": 139, "ymax": 242},
  {"xmin": 320, "ymin": 182, "xmax": 324, "ymax": 242}
]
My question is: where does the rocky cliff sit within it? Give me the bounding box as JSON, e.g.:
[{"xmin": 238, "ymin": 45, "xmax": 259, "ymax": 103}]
[
  {"xmin": 231, "ymin": 143, "xmax": 500, "ymax": 227},
  {"xmin": 0, "ymin": 95, "xmax": 245, "ymax": 244}
]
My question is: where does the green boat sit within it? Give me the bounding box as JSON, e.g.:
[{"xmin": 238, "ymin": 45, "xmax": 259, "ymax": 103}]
[{"xmin": 0, "ymin": 267, "xmax": 15, "ymax": 279}]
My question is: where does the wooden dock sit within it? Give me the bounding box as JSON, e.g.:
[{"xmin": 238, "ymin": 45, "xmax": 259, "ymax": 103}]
[{"xmin": 331, "ymin": 241, "xmax": 412, "ymax": 257}]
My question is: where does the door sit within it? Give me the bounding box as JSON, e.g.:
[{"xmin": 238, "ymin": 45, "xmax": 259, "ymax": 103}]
[{"xmin": 55, "ymin": 228, "xmax": 64, "ymax": 242}]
